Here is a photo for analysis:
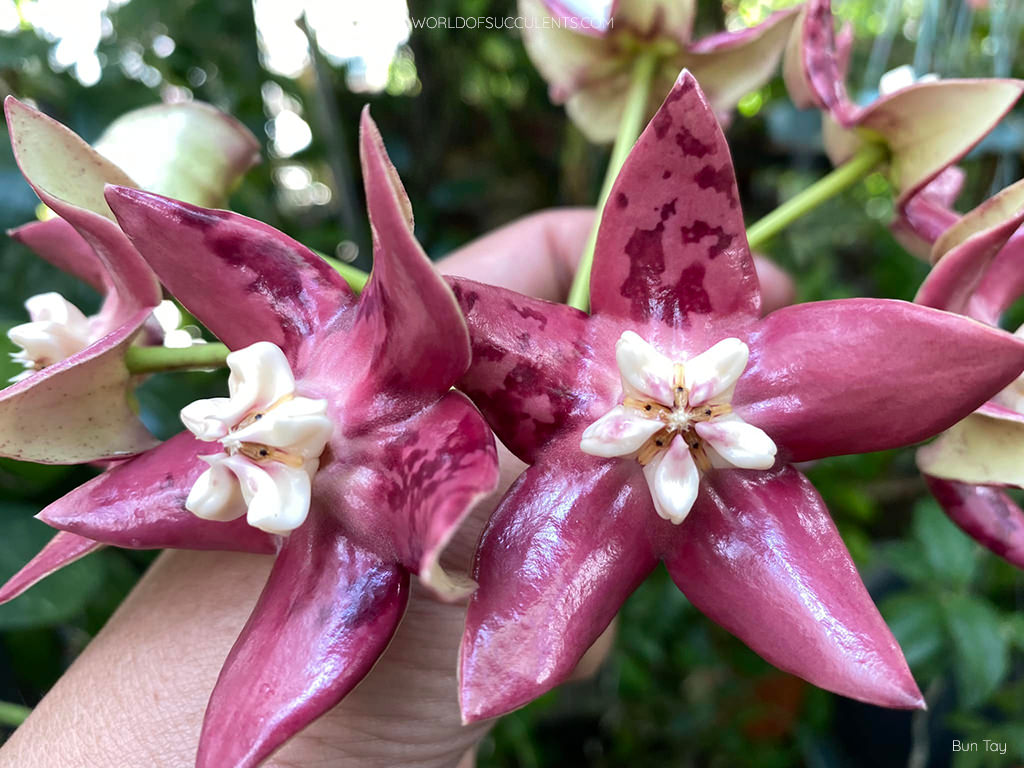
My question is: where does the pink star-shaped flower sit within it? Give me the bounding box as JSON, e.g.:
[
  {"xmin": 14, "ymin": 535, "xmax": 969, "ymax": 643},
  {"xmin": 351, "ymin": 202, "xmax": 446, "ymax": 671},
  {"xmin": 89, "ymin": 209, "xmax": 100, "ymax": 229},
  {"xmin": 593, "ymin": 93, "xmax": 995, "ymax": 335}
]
[{"xmin": 451, "ymin": 72, "xmax": 1024, "ymax": 721}]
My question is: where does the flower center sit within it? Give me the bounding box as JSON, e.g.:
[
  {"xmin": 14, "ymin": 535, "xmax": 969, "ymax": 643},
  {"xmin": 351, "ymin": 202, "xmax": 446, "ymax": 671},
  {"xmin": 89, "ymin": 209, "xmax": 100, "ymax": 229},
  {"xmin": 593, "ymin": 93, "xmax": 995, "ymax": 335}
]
[
  {"xmin": 181, "ymin": 341, "xmax": 333, "ymax": 535},
  {"xmin": 7, "ymin": 292, "xmax": 93, "ymax": 382},
  {"xmin": 580, "ymin": 331, "xmax": 776, "ymax": 524}
]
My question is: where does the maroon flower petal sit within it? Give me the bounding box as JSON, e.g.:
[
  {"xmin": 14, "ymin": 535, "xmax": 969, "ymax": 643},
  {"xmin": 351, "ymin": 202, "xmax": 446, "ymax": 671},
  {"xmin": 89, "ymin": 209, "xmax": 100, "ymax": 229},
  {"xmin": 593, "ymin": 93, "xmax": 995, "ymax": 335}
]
[
  {"xmin": 914, "ymin": 206, "xmax": 1024, "ymax": 313},
  {"xmin": 591, "ymin": 72, "xmax": 759, "ymax": 339},
  {"xmin": 104, "ymin": 186, "xmax": 353, "ymax": 362},
  {"xmin": 665, "ymin": 466, "xmax": 924, "ymax": 708},
  {"xmin": 969, "ymin": 230, "xmax": 1024, "ymax": 325},
  {"xmin": 320, "ymin": 390, "xmax": 499, "ymax": 601},
  {"xmin": 0, "ymin": 308, "xmax": 158, "ymax": 463},
  {"xmin": 783, "ymin": 0, "xmax": 855, "ymax": 117},
  {"xmin": 460, "ymin": 450, "xmax": 658, "ymax": 722},
  {"xmin": 196, "ymin": 510, "xmax": 409, "ymax": 768},
  {"xmin": 736, "ymin": 299, "xmax": 1024, "ymax": 462},
  {"xmin": 5, "ymin": 98, "xmax": 160, "ymax": 317},
  {"xmin": 449, "ymin": 277, "xmax": 618, "ymax": 464},
  {"xmin": 891, "ymin": 167, "xmax": 964, "ymax": 259},
  {"xmin": 684, "ymin": 8, "xmax": 801, "ymax": 118},
  {"xmin": 337, "ymin": 109, "xmax": 471, "ymax": 421},
  {"xmin": 923, "ymin": 474, "xmax": 1024, "ymax": 569},
  {"xmin": 37, "ymin": 431, "xmax": 276, "ymax": 553},
  {"xmin": 8, "ymin": 218, "xmax": 108, "ymax": 294},
  {"xmin": 0, "ymin": 531, "xmax": 101, "ymax": 605}
]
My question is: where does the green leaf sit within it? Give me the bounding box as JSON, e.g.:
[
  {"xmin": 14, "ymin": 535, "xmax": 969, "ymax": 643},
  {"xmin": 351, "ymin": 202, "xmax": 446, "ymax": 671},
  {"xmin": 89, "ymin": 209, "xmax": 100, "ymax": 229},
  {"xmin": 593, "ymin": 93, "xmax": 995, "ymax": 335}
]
[
  {"xmin": 943, "ymin": 594, "xmax": 1009, "ymax": 708},
  {"xmin": 880, "ymin": 592, "xmax": 946, "ymax": 671},
  {"xmin": 912, "ymin": 498, "xmax": 977, "ymax": 588},
  {"xmin": 0, "ymin": 504, "xmax": 104, "ymax": 630}
]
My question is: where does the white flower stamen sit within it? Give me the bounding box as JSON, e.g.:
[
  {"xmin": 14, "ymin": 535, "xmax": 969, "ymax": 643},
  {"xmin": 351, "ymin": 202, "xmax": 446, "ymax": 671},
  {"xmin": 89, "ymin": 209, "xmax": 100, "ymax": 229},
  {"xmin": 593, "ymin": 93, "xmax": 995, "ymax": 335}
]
[
  {"xmin": 182, "ymin": 341, "xmax": 333, "ymax": 535},
  {"xmin": 581, "ymin": 331, "xmax": 776, "ymax": 524},
  {"xmin": 7, "ymin": 292, "xmax": 93, "ymax": 382}
]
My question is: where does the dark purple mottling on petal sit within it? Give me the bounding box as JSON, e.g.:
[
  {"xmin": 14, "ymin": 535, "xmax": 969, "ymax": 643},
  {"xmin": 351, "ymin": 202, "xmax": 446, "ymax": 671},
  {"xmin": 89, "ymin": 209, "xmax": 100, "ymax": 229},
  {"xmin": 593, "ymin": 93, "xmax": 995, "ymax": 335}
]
[{"xmin": 591, "ymin": 73, "xmax": 759, "ymax": 337}]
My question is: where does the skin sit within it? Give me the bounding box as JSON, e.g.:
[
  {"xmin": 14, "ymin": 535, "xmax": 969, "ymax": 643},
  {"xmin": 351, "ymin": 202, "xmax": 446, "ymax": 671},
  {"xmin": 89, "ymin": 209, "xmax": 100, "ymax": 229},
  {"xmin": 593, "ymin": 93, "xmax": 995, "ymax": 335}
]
[{"xmin": 0, "ymin": 208, "xmax": 793, "ymax": 768}]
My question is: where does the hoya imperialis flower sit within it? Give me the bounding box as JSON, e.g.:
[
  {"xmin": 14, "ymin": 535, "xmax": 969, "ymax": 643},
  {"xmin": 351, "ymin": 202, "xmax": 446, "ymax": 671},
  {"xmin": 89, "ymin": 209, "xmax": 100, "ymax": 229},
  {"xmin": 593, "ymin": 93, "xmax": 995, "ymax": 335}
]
[
  {"xmin": 452, "ymin": 72, "xmax": 1024, "ymax": 721},
  {"xmin": 1, "ymin": 97, "xmax": 260, "ymax": 463},
  {"xmin": 783, "ymin": 0, "xmax": 1024, "ymax": 208},
  {"xmin": 912, "ymin": 178, "xmax": 1024, "ymax": 568},
  {"xmin": 5, "ymin": 108, "xmax": 498, "ymax": 768},
  {"xmin": 520, "ymin": 0, "xmax": 800, "ymax": 143}
]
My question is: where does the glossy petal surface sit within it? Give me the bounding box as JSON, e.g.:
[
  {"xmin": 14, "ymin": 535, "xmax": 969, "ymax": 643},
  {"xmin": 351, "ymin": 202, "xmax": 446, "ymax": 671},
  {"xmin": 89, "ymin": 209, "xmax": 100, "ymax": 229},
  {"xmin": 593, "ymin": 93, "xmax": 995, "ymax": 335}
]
[
  {"xmin": 38, "ymin": 431, "xmax": 276, "ymax": 553},
  {"xmin": 105, "ymin": 187, "xmax": 352, "ymax": 362},
  {"xmin": 737, "ymin": 299, "xmax": 1024, "ymax": 462},
  {"xmin": 338, "ymin": 110, "xmax": 471, "ymax": 422},
  {"xmin": 923, "ymin": 475, "xmax": 1024, "ymax": 569},
  {"xmin": 0, "ymin": 531, "xmax": 101, "ymax": 605},
  {"xmin": 320, "ymin": 390, "xmax": 499, "ymax": 601},
  {"xmin": 460, "ymin": 450, "xmax": 658, "ymax": 721},
  {"xmin": 451, "ymin": 278, "xmax": 617, "ymax": 464},
  {"xmin": 968, "ymin": 229, "xmax": 1024, "ymax": 325},
  {"xmin": 591, "ymin": 72, "xmax": 759, "ymax": 340},
  {"xmin": 665, "ymin": 466, "xmax": 923, "ymax": 708},
  {"xmin": 196, "ymin": 511, "xmax": 408, "ymax": 768}
]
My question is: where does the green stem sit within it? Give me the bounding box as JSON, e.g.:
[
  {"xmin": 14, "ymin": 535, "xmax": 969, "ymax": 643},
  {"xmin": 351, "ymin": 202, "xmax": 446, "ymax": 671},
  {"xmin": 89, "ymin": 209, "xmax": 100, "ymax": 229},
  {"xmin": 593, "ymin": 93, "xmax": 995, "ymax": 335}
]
[
  {"xmin": 745, "ymin": 142, "xmax": 889, "ymax": 250},
  {"xmin": 124, "ymin": 343, "xmax": 231, "ymax": 375},
  {"xmin": 0, "ymin": 701, "xmax": 30, "ymax": 727},
  {"xmin": 319, "ymin": 252, "xmax": 369, "ymax": 292},
  {"xmin": 567, "ymin": 49, "xmax": 659, "ymax": 312}
]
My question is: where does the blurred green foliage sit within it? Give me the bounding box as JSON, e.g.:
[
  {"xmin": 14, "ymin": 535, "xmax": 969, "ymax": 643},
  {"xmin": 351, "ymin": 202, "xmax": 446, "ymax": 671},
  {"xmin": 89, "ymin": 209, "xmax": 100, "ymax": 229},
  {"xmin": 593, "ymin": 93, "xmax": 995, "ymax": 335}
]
[{"xmin": 0, "ymin": 0, "xmax": 1022, "ymax": 765}]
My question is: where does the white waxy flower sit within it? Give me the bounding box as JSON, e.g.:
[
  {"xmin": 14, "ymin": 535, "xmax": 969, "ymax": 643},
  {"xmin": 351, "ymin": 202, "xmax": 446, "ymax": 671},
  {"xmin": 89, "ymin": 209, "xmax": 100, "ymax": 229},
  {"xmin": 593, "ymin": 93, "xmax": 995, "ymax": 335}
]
[
  {"xmin": 7, "ymin": 292, "xmax": 93, "ymax": 382},
  {"xmin": 182, "ymin": 341, "xmax": 333, "ymax": 535},
  {"xmin": 581, "ymin": 332, "xmax": 776, "ymax": 524}
]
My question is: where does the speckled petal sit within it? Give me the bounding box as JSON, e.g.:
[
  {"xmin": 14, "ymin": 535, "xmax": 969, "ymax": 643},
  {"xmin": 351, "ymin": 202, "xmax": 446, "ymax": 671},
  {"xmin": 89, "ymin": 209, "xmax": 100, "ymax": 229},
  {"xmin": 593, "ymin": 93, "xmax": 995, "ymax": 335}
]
[
  {"xmin": 37, "ymin": 431, "xmax": 277, "ymax": 553},
  {"xmin": 923, "ymin": 474, "xmax": 1024, "ymax": 569},
  {"xmin": 664, "ymin": 466, "xmax": 924, "ymax": 709},
  {"xmin": 0, "ymin": 531, "xmax": 101, "ymax": 605},
  {"xmin": 104, "ymin": 186, "xmax": 353, "ymax": 363},
  {"xmin": 591, "ymin": 72, "xmax": 759, "ymax": 340},
  {"xmin": 736, "ymin": 299, "xmax": 1024, "ymax": 462},
  {"xmin": 460, "ymin": 450, "xmax": 658, "ymax": 722},
  {"xmin": 318, "ymin": 390, "xmax": 498, "ymax": 601},
  {"xmin": 196, "ymin": 510, "xmax": 409, "ymax": 768},
  {"xmin": 450, "ymin": 277, "xmax": 619, "ymax": 464}
]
